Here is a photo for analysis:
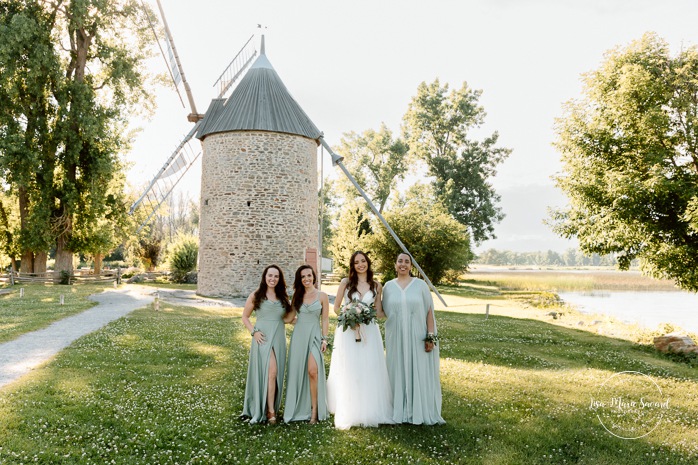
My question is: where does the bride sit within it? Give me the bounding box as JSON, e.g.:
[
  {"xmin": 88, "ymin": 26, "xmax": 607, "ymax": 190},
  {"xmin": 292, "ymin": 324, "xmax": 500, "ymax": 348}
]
[{"xmin": 326, "ymin": 251, "xmax": 394, "ymax": 429}]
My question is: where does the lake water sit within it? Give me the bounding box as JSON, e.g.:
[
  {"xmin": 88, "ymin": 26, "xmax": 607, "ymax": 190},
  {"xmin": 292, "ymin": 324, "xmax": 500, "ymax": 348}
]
[{"xmin": 558, "ymin": 291, "xmax": 698, "ymax": 334}]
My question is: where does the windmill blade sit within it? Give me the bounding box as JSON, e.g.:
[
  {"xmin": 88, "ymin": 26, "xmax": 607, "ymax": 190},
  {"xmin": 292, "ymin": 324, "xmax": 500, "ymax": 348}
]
[
  {"xmin": 140, "ymin": 0, "xmax": 186, "ymax": 108},
  {"xmin": 318, "ymin": 137, "xmax": 448, "ymax": 308},
  {"xmin": 213, "ymin": 34, "xmax": 258, "ymax": 99},
  {"xmin": 130, "ymin": 122, "xmax": 202, "ymax": 232},
  {"xmin": 152, "ymin": 0, "xmax": 203, "ymax": 122}
]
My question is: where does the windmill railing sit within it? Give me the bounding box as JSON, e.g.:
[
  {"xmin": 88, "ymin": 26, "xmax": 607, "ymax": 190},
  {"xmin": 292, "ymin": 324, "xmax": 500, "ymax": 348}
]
[{"xmin": 214, "ymin": 34, "xmax": 257, "ymax": 98}]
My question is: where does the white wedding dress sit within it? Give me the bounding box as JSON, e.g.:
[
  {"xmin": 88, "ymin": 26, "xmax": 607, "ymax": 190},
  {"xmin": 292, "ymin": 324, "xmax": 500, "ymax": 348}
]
[{"xmin": 326, "ymin": 290, "xmax": 394, "ymax": 429}]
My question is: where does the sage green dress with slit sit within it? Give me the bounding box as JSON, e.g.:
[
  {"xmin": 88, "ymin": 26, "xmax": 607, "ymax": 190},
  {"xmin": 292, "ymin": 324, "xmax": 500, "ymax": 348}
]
[
  {"xmin": 283, "ymin": 299, "xmax": 327, "ymax": 422},
  {"xmin": 242, "ymin": 299, "xmax": 287, "ymax": 424}
]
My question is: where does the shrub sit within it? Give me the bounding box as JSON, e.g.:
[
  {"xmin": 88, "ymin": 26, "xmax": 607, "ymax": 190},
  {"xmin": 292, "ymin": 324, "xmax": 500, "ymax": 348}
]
[
  {"xmin": 367, "ymin": 201, "xmax": 473, "ymax": 284},
  {"xmin": 168, "ymin": 235, "xmax": 198, "ymax": 283},
  {"xmin": 442, "ymin": 269, "xmax": 465, "ymax": 285},
  {"xmin": 59, "ymin": 270, "xmax": 72, "ymax": 285}
]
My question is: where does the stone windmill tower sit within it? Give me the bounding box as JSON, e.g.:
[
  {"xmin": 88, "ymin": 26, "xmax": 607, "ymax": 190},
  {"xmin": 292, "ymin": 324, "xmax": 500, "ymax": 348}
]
[{"xmin": 196, "ymin": 38, "xmax": 321, "ymax": 297}]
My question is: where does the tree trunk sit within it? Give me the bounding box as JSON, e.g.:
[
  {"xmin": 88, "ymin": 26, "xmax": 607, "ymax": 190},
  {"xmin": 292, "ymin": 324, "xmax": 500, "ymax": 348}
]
[
  {"xmin": 18, "ymin": 187, "xmax": 34, "ymax": 273},
  {"xmin": 93, "ymin": 253, "xmax": 102, "ymax": 275},
  {"xmin": 20, "ymin": 250, "xmax": 34, "ymax": 274},
  {"xmin": 54, "ymin": 212, "xmax": 74, "ymax": 283},
  {"xmin": 54, "ymin": 240, "xmax": 73, "ymax": 283},
  {"xmin": 34, "ymin": 251, "xmax": 48, "ymax": 273}
]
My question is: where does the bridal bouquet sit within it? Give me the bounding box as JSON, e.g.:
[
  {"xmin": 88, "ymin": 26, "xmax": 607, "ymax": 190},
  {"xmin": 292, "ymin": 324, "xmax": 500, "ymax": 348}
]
[{"xmin": 337, "ymin": 300, "xmax": 376, "ymax": 335}]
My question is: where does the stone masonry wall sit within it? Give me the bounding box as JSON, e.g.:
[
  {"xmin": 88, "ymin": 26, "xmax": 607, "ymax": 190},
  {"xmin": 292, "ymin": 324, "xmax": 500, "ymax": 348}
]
[{"xmin": 198, "ymin": 131, "xmax": 318, "ymax": 297}]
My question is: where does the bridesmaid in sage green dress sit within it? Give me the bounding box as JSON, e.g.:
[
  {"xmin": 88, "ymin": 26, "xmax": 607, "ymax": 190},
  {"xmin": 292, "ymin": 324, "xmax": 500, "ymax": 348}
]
[
  {"xmin": 284, "ymin": 265, "xmax": 330, "ymax": 424},
  {"xmin": 241, "ymin": 265, "xmax": 294, "ymax": 424},
  {"xmin": 382, "ymin": 253, "xmax": 445, "ymax": 425}
]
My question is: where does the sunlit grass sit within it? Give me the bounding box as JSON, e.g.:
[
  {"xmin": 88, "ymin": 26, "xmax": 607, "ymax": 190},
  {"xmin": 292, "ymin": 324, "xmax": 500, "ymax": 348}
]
[
  {"xmin": 0, "ymin": 283, "xmax": 113, "ymax": 344},
  {"xmin": 0, "ymin": 296, "xmax": 696, "ymax": 464},
  {"xmin": 466, "ymin": 268, "xmax": 679, "ymax": 292}
]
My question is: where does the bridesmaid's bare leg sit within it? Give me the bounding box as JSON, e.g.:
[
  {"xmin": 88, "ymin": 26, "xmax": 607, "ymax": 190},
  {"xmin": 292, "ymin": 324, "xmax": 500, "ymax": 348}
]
[
  {"xmin": 267, "ymin": 349, "xmax": 278, "ymax": 423},
  {"xmin": 308, "ymin": 354, "xmax": 319, "ymax": 423}
]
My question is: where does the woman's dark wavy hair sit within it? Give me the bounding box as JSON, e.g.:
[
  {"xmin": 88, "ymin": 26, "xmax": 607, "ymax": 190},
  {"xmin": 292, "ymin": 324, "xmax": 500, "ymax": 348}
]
[
  {"xmin": 347, "ymin": 251, "xmax": 376, "ymax": 298},
  {"xmin": 291, "ymin": 265, "xmax": 317, "ymax": 312},
  {"xmin": 252, "ymin": 264, "xmax": 291, "ymax": 314}
]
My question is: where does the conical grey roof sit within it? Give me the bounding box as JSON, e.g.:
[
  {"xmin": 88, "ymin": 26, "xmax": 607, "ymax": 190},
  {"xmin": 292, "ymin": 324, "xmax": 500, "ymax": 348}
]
[{"xmin": 197, "ymin": 40, "xmax": 322, "ymax": 142}]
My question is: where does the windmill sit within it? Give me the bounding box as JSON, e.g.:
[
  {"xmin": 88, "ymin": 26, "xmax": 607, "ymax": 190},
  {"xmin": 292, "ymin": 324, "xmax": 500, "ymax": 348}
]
[
  {"xmin": 129, "ymin": 0, "xmax": 258, "ymax": 231},
  {"xmin": 131, "ymin": 1, "xmax": 447, "ymax": 305}
]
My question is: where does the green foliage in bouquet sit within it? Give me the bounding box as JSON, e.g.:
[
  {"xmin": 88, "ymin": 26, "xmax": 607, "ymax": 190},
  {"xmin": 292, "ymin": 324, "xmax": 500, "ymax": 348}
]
[{"xmin": 337, "ymin": 300, "xmax": 376, "ymax": 331}]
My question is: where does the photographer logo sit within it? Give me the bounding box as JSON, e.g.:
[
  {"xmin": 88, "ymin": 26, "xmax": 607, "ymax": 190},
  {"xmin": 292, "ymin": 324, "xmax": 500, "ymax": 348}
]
[{"xmin": 589, "ymin": 371, "xmax": 669, "ymax": 439}]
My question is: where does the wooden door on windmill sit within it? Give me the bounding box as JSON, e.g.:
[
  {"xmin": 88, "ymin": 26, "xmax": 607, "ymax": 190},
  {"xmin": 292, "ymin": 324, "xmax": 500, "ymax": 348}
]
[{"xmin": 305, "ymin": 248, "xmax": 319, "ymax": 287}]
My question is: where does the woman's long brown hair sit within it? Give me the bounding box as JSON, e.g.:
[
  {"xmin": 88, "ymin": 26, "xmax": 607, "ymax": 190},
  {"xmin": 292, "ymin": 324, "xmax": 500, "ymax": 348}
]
[
  {"xmin": 252, "ymin": 264, "xmax": 291, "ymax": 313},
  {"xmin": 347, "ymin": 251, "xmax": 376, "ymax": 300},
  {"xmin": 291, "ymin": 265, "xmax": 317, "ymax": 312}
]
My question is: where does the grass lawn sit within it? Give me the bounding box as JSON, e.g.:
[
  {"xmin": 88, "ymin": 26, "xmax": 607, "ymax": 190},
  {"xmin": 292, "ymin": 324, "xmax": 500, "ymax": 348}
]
[
  {"xmin": 0, "ymin": 284, "xmax": 113, "ymax": 344},
  {"xmin": 0, "ymin": 284, "xmax": 696, "ymax": 464}
]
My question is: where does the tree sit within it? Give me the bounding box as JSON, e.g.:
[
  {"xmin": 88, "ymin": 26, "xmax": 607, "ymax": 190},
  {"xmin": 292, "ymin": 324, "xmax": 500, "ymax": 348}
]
[
  {"xmin": 563, "ymin": 248, "xmax": 578, "ymax": 267},
  {"xmin": 0, "ymin": 0, "xmax": 59, "ymax": 273},
  {"xmin": 319, "ymin": 179, "xmax": 337, "ymax": 258},
  {"xmin": 0, "ymin": 192, "xmax": 20, "ymax": 271},
  {"xmin": 327, "ymin": 124, "xmax": 409, "ymax": 271},
  {"xmin": 136, "ymin": 227, "xmax": 164, "ymax": 272},
  {"xmin": 403, "ymin": 79, "xmax": 511, "ymax": 244},
  {"xmin": 335, "ymin": 124, "xmax": 410, "ymax": 213},
  {"xmin": 0, "ymin": 1, "xmax": 157, "ymax": 279},
  {"xmin": 71, "ymin": 172, "xmax": 133, "ymax": 273},
  {"xmin": 368, "ymin": 184, "xmax": 473, "ymax": 284},
  {"xmin": 160, "ymin": 192, "xmax": 200, "ymax": 243},
  {"xmin": 551, "ymin": 33, "xmax": 698, "ymax": 291},
  {"xmin": 328, "ymin": 200, "xmax": 372, "ymax": 276}
]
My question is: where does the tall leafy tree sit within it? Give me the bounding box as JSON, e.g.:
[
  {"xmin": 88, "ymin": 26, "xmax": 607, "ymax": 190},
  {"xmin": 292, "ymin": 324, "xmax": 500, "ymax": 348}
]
[
  {"xmin": 0, "ymin": 0, "xmax": 156, "ymax": 277},
  {"xmin": 335, "ymin": 123, "xmax": 410, "ymax": 213},
  {"xmin": 52, "ymin": 0, "xmax": 156, "ymax": 276},
  {"xmin": 551, "ymin": 32, "xmax": 698, "ymax": 291},
  {"xmin": 403, "ymin": 79, "xmax": 511, "ymax": 244},
  {"xmin": 329, "ymin": 124, "xmax": 409, "ymax": 270},
  {"xmin": 0, "ymin": 0, "xmax": 59, "ymax": 272}
]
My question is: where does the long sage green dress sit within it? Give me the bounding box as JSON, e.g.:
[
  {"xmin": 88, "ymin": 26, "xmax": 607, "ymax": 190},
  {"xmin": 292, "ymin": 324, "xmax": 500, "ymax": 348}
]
[
  {"xmin": 382, "ymin": 278, "xmax": 445, "ymax": 425},
  {"xmin": 242, "ymin": 299, "xmax": 287, "ymax": 424},
  {"xmin": 283, "ymin": 299, "xmax": 328, "ymax": 422}
]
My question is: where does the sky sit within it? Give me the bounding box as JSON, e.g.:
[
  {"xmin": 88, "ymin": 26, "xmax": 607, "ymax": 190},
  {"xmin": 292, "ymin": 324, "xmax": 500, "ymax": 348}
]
[{"xmin": 127, "ymin": 0, "xmax": 698, "ymax": 253}]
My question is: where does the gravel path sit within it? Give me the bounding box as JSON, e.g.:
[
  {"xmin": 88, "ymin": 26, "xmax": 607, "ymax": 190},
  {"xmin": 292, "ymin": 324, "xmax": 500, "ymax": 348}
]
[{"xmin": 0, "ymin": 285, "xmax": 155, "ymax": 389}]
